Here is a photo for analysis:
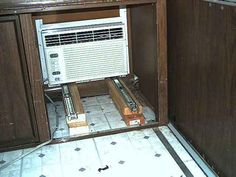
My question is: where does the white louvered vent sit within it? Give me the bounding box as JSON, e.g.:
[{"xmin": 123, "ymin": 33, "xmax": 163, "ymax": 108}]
[
  {"xmin": 63, "ymin": 40, "xmax": 126, "ymax": 82},
  {"xmin": 36, "ymin": 9, "xmax": 129, "ymax": 87}
]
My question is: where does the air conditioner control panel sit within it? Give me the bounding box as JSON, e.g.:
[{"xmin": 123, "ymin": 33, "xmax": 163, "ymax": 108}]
[{"xmin": 45, "ymin": 49, "xmax": 66, "ymax": 85}]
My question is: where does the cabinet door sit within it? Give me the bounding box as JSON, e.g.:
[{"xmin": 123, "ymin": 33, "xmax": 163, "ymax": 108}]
[{"xmin": 0, "ymin": 16, "xmax": 38, "ymax": 148}]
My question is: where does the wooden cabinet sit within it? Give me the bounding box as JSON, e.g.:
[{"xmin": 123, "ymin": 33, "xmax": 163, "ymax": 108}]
[
  {"xmin": 0, "ymin": 16, "xmax": 39, "ymax": 148},
  {"xmin": 0, "ymin": 0, "xmax": 167, "ymax": 151}
]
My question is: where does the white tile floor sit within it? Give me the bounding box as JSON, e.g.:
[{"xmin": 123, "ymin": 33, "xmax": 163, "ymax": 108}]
[
  {"xmin": 0, "ymin": 127, "xmax": 207, "ymax": 177},
  {"xmin": 47, "ymin": 95, "xmax": 156, "ymax": 138}
]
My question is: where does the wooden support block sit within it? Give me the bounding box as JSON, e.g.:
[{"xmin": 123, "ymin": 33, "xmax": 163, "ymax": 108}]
[
  {"xmin": 106, "ymin": 78, "xmax": 130, "ymax": 115},
  {"xmin": 123, "ymin": 114, "xmax": 145, "ymax": 126},
  {"xmin": 66, "ymin": 83, "xmax": 88, "ymax": 128},
  {"xmin": 106, "ymin": 78, "xmax": 143, "ymax": 116},
  {"xmin": 118, "ymin": 78, "xmax": 143, "ymax": 114},
  {"xmin": 69, "ymin": 83, "xmax": 84, "ymax": 115},
  {"xmin": 66, "ymin": 118, "xmax": 87, "ymax": 128},
  {"xmin": 106, "ymin": 78, "xmax": 145, "ymax": 126}
]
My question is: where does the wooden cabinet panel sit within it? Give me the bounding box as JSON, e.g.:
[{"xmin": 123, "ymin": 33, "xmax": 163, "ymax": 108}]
[
  {"xmin": 130, "ymin": 1, "xmax": 168, "ymax": 124},
  {"xmin": 168, "ymin": 1, "xmax": 236, "ymax": 176},
  {"xmin": 229, "ymin": 7, "xmax": 236, "ymax": 177},
  {"xmin": 0, "ymin": 16, "xmax": 38, "ymax": 148},
  {"xmin": 20, "ymin": 14, "xmax": 50, "ymax": 143},
  {"xmin": 131, "ymin": 4, "xmax": 158, "ymax": 115}
]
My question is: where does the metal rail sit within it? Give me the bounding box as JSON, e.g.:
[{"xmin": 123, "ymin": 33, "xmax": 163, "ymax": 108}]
[
  {"xmin": 168, "ymin": 123, "xmax": 218, "ymax": 177},
  {"xmin": 112, "ymin": 77, "xmax": 137, "ymax": 112},
  {"xmin": 62, "ymin": 85, "xmax": 77, "ymax": 120}
]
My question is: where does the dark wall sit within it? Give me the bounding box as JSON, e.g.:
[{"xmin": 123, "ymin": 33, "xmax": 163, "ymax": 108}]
[{"xmin": 167, "ymin": 0, "xmax": 236, "ymax": 176}]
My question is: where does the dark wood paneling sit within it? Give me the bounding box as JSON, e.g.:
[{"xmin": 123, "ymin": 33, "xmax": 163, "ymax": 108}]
[
  {"xmin": 0, "ymin": 0, "xmax": 156, "ymax": 7},
  {"xmin": 78, "ymin": 80, "xmax": 109, "ymax": 98},
  {"xmin": 130, "ymin": 1, "xmax": 168, "ymax": 124},
  {"xmin": 20, "ymin": 14, "xmax": 50, "ymax": 142},
  {"xmin": 156, "ymin": 0, "xmax": 168, "ymax": 124},
  {"xmin": 168, "ymin": 1, "xmax": 236, "ymax": 176},
  {"xmin": 0, "ymin": 0, "xmax": 156, "ymax": 15},
  {"xmin": 33, "ymin": 8, "xmax": 119, "ymax": 24},
  {"xmin": 198, "ymin": 3, "xmax": 232, "ymax": 176},
  {"xmin": 229, "ymin": 7, "xmax": 236, "ymax": 177},
  {"xmin": 127, "ymin": 8, "xmax": 134, "ymax": 74},
  {"xmin": 0, "ymin": 16, "xmax": 38, "ymax": 148},
  {"xmin": 168, "ymin": 0, "xmax": 200, "ymax": 141},
  {"xmin": 130, "ymin": 4, "xmax": 158, "ymax": 118}
]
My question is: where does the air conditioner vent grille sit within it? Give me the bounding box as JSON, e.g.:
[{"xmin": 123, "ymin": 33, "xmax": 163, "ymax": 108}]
[
  {"xmin": 77, "ymin": 31, "xmax": 93, "ymax": 43},
  {"xmin": 45, "ymin": 35, "xmax": 60, "ymax": 47},
  {"xmin": 60, "ymin": 33, "xmax": 77, "ymax": 45},
  {"xmin": 110, "ymin": 28, "xmax": 123, "ymax": 39},
  {"xmin": 44, "ymin": 27, "xmax": 123, "ymax": 47}
]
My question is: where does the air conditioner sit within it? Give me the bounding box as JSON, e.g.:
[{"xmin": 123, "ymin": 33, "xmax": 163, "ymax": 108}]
[{"xmin": 36, "ymin": 8, "xmax": 129, "ymax": 87}]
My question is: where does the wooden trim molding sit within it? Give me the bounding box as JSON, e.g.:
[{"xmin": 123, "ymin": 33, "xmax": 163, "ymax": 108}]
[
  {"xmin": 0, "ymin": 0, "xmax": 156, "ymax": 15},
  {"xmin": 156, "ymin": 0, "xmax": 168, "ymax": 124},
  {"xmin": 19, "ymin": 14, "xmax": 50, "ymax": 142}
]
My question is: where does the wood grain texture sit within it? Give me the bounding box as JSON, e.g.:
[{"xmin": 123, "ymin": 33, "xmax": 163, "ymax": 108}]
[
  {"xmin": 230, "ymin": 6, "xmax": 236, "ymax": 177},
  {"xmin": 106, "ymin": 78, "xmax": 142, "ymax": 116},
  {"xmin": 119, "ymin": 78, "xmax": 143, "ymax": 113},
  {"xmin": 0, "ymin": 16, "xmax": 38, "ymax": 148},
  {"xmin": 127, "ymin": 8, "xmax": 133, "ymax": 74},
  {"xmin": 0, "ymin": 0, "xmax": 156, "ymax": 15},
  {"xmin": 167, "ymin": 1, "xmax": 236, "ymax": 176},
  {"xmin": 78, "ymin": 80, "xmax": 109, "ymax": 97},
  {"xmin": 63, "ymin": 84, "xmax": 87, "ymax": 128},
  {"xmin": 106, "ymin": 78, "xmax": 145, "ymax": 126},
  {"xmin": 130, "ymin": 4, "xmax": 158, "ymax": 115},
  {"xmin": 33, "ymin": 8, "xmax": 119, "ymax": 24},
  {"xmin": 123, "ymin": 114, "xmax": 145, "ymax": 126},
  {"xmin": 69, "ymin": 83, "xmax": 84, "ymax": 115},
  {"xmin": 130, "ymin": 2, "xmax": 168, "ymax": 124},
  {"xmin": 156, "ymin": 0, "xmax": 168, "ymax": 124},
  {"xmin": 20, "ymin": 14, "xmax": 50, "ymax": 142}
]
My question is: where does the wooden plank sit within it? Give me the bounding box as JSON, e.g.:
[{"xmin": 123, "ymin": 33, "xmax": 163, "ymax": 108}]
[
  {"xmin": 66, "ymin": 83, "xmax": 87, "ymax": 128},
  {"xmin": 106, "ymin": 78, "xmax": 140, "ymax": 115},
  {"xmin": 67, "ymin": 120, "xmax": 88, "ymax": 128},
  {"xmin": 123, "ymin": 114, "xmax": 145, "ymax": 126},
  {"xmin": 127, "ymin": 8, "xmax": 133, "ymax": 74},
  {"xmin": 19, "ymin": 14, "xmax": 50, "ymax": 142},
  {"xmin": 106, "ymin": 78, "xmax": 145, "ymax": 126},
  {"xmin": 119, "ymin": 78, "xmax": 143, "ymax": 114},
  {"xmin": 69, "ymin": 83, "xmax": 84, "ymax": 115},
  {"xmin": 230, "ymin": 6, "xmax": 236, "ymax": 177},
  {"xmin": 0, "ymin": 0, "xmax": 157, "ymax": 15},
  {"xmin": 107, "ymin": 78, "xmax": 130, "ymax": 115},
  {"xmin": 156, "ymin": 0, "xmax": 168, "ymax": 125},
  {"xmin": 33, "ymin": 8, "xmax": 119, "ymax": 24}
]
